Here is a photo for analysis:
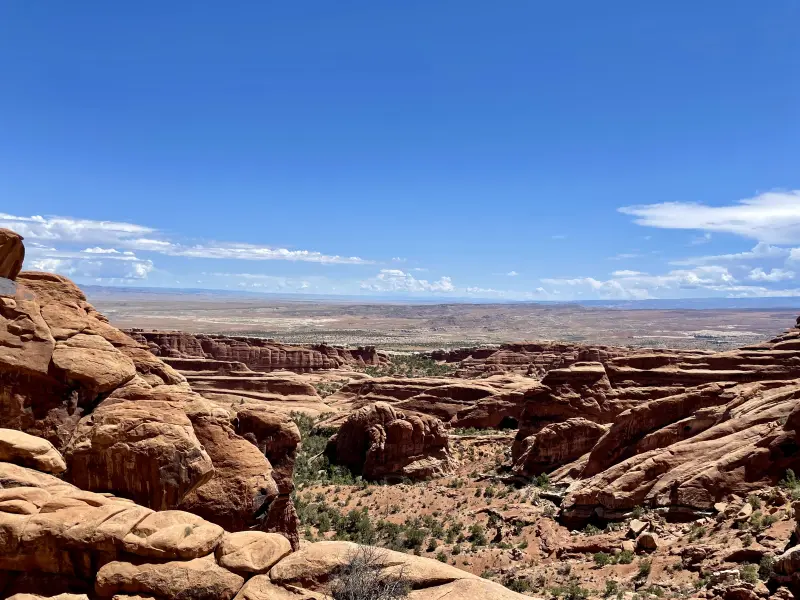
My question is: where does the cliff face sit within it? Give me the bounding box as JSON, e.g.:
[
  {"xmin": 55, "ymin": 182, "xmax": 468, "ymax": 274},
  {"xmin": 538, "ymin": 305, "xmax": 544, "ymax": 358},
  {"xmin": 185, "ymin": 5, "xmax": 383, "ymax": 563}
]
[{"xmin": 126, "ymin": 329, "xmax": 389, "ymax": 372}]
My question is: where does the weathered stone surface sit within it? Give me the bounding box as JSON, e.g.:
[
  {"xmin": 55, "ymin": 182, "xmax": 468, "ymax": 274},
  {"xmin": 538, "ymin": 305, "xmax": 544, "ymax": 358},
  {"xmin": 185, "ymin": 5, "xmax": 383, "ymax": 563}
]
[
  {"xmin": 636, "ymin": 531, "xmax": 659, "ymax": 552},
  {"xmin": 215, "ymin": 531, "xmax": 292, "ymax": 574},
  {"xmin": 323, "ymin": 375, "xmax": 536, "ymax": 430},
  {"xmin": 95, "ymin": 554, "xmax": 244, "ymax": 600},
  {"xmin": 512, "ymin": 418, "xmax": 607, "ymax": 475},
  {"xmin": 6, "ymin": 595, "xmax": 88, "ymax": 600},
  {"xmin": 0, "ymin": 228, "xmax": 25, "ymax": 280},
  {"xmin": 325, "ymin": 402, "xmax": 455, "ymax": 481},
  {"xmin": 178, "ymin": 414, "xmax": 279, "ymax": 532},
  {"xmin": 51, "ymin": 334, "xmax": 136, "ymax": 394},
  {"xmin": 408, "ymin": 578, "xmax": 538, "ymax": 599},
  {"xmin": 64, "ymin": 394, "xmax": 214, "ymax": 510},
  {"xmin": 268, "ymin": 541, "xmax": 478, "ymax": 590},
  {"xmin": 0, "ymin": 429, "xmax": 66, "ymax": 474},
  {"xmin": 121, "ymin": 510, "xmax": 224, "ymax": 560},
  {"xmin": 232, "ymin": 576, "xmax": 325, "ymax": 599},
  {"xmin": 774, "ymin": 544, "xmax": 800, "ymax": 575},
  {"xmin": 560, "ymin": 380, "xmax": 800, "ymax": 522}
]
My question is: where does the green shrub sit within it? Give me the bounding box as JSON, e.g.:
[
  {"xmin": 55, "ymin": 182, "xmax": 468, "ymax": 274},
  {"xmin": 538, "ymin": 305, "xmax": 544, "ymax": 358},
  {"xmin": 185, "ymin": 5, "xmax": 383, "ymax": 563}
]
[
  {"xmin": 593, "ymin": 552, "xmax": 612, "ymax": 567},
  {"xmin": 469, "ymin": 523, "xmax": 487, "ymax": 546},
  {"xmin": 739, "ymin": 564, "xmax": 758, "ymax": 585},
  {"xmin": 502, "ymin": 575, "xmax": 532, "ymax": 593},
  {"xmin": 759, "ymin": 554, "xmax": 775, "ymax": 580},
  {"xmin": 637, "ymin": 558, "xmax": 652, "ymax": 579},
  {"xmin": 617, "ymin": 549, "xmax": 634, "ymax": 564}
]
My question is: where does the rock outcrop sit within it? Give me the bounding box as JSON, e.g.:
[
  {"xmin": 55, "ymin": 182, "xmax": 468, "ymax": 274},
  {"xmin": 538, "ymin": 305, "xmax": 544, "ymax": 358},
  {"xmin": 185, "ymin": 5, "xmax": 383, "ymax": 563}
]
[
  {"xmin": 127, "ymin": 329, "xmax": 389, "ymax": 372},
  {"xmin": 0, "ymin": 228, "xmax": 24, "ymax": 280},
  {"xmin": 0, "ymin": 240, "xmax": 301, "ymax": 546},
  {"xmin": 325, "ymin": 402, "xmax": 455, "ymax": 480},
  {"xmin": 322, "ymin": 374, "xmax": 538, "ymax": 431},
  {"xmin": 0, "ymin": 438, "xmax": 528, "ymax": 599}
]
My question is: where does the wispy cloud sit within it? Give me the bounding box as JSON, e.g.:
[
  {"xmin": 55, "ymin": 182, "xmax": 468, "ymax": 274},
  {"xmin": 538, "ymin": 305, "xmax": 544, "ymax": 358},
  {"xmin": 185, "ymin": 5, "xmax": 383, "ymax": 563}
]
[
  {"xmin": 670, "ymin": 242, "xmax": 792, "ymax": 266},
  {"xmin": 620, "ymin": 191, "xmax": 800, "ymax": 244},
  {"xmin": 26, "ymin": 246, "xmax": 154, "ymax": 280},
  {"xmin": 0, "ymin": 213, "xmax": 374, "ymax": 265},
  {"xmin": 506, "ymin": 270, "xmax": 519, "ymax": 277}
]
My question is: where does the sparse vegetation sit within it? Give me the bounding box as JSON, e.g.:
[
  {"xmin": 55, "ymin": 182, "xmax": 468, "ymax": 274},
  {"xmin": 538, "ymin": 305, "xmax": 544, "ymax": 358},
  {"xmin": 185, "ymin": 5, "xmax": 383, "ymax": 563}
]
[
  {"xmin": 329, "ymin": 546, "xmax": 410, "ymax": 600},
  {"xmin": 365, "ymin": 354, "xmax": 457, "ymax": 378},
  {"xmin": 637, "ymin": 558, "xmax": 652, "ymax": 579},
  {"xmin": 292, "ymin": 412, "xmax": 357, "ymax": 486},
  {"xmin": 593, "ymin": 552, "xmax": 612, "ymax": 567}
]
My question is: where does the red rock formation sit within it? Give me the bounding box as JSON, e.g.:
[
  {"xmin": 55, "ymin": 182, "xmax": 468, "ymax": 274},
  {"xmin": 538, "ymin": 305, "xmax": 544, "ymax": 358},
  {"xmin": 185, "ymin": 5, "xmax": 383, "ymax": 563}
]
[
  {"xmin": 325, "ymin": 402, "xmax": 455, "ymax": 480},
  {"xmin": 0, "ymin": 236, "xmax": 301, "ymax": 546},
  {"xmin": 126, "ymin": 329, "xmax": 389, "ymax": 372},
  {"xmin": 512, "ymin": 418, "xmax": 608, "ymax": 475},
  {"xmin": 322, "ymin": 374, "xmax": 539, "ymax": 431},
  {"xmin": 0, "ymin": 437, "xmax": 521, "ymax": 599},
  {"xmin": 0, "ymin": 228, "xmax": 24, "ymax": 280}
]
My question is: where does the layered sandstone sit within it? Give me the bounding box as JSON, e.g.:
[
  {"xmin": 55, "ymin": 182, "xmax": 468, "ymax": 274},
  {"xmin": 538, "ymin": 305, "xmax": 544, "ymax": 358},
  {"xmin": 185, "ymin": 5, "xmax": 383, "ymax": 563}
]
[{"xmin": 127, "ymin": 329, "xmax": 389, "ymax": 372}]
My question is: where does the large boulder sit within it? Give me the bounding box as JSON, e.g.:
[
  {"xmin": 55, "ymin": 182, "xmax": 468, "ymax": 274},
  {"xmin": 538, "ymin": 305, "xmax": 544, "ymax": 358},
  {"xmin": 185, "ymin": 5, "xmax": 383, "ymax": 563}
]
[
  {"xmin": 268, "ymin": 541, "xmax": 478, "ymax": 590},
  {"xmin": 63, "ymin": 391, "xmax": 214, "ymax": 510},
  {"xmin": 215, "ymin": 531, "xmax": 292, "ymax": 574},
  {"xmin": 0, "ymin": 429, "xmax": 66, "ymax": 474},
  {"xmin": 178, "ymin": 413, "xmax": 280, "ymax": 534},
  {"xmin": 94, "ymin": 554, "xmax": 244, "ymax": 600},
  {"xmin": 325, "ymin": 402, "xmax": 455, "ymax": 481}
]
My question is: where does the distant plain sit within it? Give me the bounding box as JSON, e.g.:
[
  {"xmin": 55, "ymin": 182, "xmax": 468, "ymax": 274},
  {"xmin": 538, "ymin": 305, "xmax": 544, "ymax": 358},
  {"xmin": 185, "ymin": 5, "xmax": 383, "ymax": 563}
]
[{"xmin": 87, "ymin": 287, "xmax": 799, "ymax": 351}]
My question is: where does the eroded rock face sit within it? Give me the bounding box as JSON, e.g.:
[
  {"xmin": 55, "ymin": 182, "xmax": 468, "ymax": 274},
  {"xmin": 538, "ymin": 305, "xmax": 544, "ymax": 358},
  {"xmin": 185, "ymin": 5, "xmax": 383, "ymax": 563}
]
[
  {"xmin": 559, "ymin": 380, "xmax": 800, "ymax": 523},
  {"xmin": 325, "ymin": 402, "xmax": 455, "ymax": 480},
  {"xmin": 63, "ymin": 391, "xmax": 214, "ymax": 510},
  {"xmin": 511, "ymin": 418, "xmax": 607, "ymax": 476},
  {"xmin": 126, "ymin": 329, "xmax": 389, "ymax": 372},
  {"xmin": 0, "ymin": 238, "xmax": 302, "ymax": 544},
  {"xmin": 322, "ymin": 375, "xmax": 538, "ymax": 431},
  {"xmin": 0, "ymin": 228, "xmax": 24, "ymax": 280}
]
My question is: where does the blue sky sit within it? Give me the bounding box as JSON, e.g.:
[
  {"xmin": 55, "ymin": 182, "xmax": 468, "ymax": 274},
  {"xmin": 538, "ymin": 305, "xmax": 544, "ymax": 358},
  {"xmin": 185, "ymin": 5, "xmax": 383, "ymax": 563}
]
[{"xmin": 2, "ymin": 1, "xmax": 800, "ymax": 300}]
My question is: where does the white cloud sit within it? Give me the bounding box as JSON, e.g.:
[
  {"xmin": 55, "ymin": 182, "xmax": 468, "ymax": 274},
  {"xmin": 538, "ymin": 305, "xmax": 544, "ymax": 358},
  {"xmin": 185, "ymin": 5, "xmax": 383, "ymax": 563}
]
[
  {"xmin": 0, "ymin": 213, "xmax": 373, "ymax": 265},
  {"xmin": 748, "ymin": 268, "xmax": 796, "ymax": 282},
  {"xmin": 543, "ymin": 266, "xmax": 741, "ymax": 300},
  {"xmin": 612, "ymin": 270, "xmax": 645, "ymax": 277},
  {"xmin": 166, "ymin": 243, "xmax": 371, "ymax": 264},
  {"xmin": 551, "ymin": 235, "xmax": 567, "ymax": 240},
  {"xmin": 609, "ymin": 253, "xmax": 641, "ymax": 260},
  {"xmin": 360, "ymin": 269, "xmax": 455, "ymax": 294},
  {"xmin": 507, "ymin": 270, "xmax": 519, "ymax": 277},
  {"xmin": 620, "ymin": 191, "xmax": 800, "ymax": 244},
  {"xmin": 27, "ymin": 248, "xmax": 154, "ymax": 280},
  {"xmin": 671, "ymin": 242, "xmax": 791, "ymax": 266}
]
